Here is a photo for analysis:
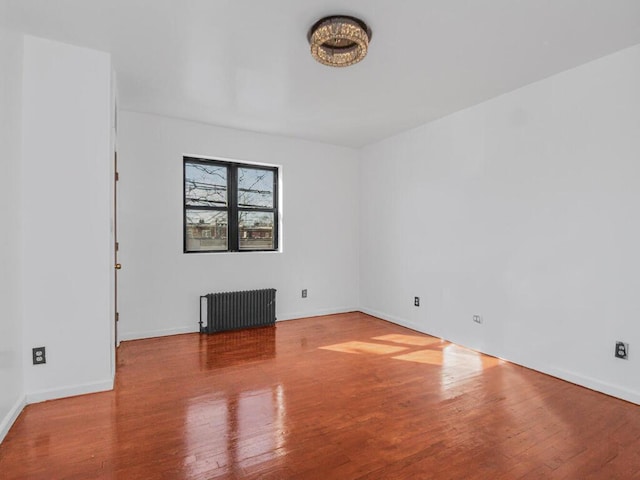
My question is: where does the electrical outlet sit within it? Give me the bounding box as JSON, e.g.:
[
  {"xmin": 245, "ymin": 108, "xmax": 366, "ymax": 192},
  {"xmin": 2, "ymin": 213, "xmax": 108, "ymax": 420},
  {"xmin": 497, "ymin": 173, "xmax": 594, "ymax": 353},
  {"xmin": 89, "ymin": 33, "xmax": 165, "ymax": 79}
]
[
  {"xmin": 32, "ymin": 346, "xmax": 46, "ymax": 365},
  {"xmin": 414, "ymin": 297, "xmax": 420, "ymax": 307},
  {"xmin": 302, "ymin": 289, "xmax": 307, "ymax": 298},
  {"xmin": 473, "ymin": 315, "xmax": 483, "ymax": 324},
  {"xmin": 615, "ymin": 341, "xmax": 629, "ymax": 360}
]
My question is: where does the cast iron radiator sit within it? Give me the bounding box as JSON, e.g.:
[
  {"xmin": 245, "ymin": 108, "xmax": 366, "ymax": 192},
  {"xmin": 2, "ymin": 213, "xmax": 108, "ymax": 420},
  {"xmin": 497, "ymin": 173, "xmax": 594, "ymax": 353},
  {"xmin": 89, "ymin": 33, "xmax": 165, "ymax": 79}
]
[{"xmin": 199, "ymin": 289, "xmax": 276, "ymax": 333}]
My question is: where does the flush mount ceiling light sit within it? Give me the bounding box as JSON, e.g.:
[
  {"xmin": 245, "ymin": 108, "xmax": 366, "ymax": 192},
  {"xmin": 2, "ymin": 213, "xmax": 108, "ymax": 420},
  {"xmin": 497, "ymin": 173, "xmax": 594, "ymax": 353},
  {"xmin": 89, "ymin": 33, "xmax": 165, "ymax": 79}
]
[{"xmin": 308, "ymin": 15, "xmax": 372, "ymax": 67}]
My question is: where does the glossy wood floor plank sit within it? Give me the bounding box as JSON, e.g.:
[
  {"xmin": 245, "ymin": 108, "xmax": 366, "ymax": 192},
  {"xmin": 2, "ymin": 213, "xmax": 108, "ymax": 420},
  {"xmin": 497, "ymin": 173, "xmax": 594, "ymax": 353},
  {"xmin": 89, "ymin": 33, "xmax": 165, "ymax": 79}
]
[{"xmin": 2, "ymin": 312, "xmax": 640, "ymax": 479}]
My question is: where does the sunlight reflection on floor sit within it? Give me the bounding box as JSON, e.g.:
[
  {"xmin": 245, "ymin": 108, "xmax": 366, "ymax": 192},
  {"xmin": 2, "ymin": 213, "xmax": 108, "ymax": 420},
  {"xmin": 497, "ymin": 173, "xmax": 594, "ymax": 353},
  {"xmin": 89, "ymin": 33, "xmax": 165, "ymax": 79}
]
[
  {"xmin": 319, "ymin": 334, "xmax": 502, "ymax": 381},
  {"xmin": 372, "ymin": 334, "xmax": 443, "ymax": 347},
  {"xmin": 392, "ymin": 349, "xmax": 445, "ymax": 365},
  {"xmin": 319, "ymin": 341, "xmax": 409, "ymax": 355},
  {"xmin": 393, "ymin": 344, "xmax": 501, "ymax": 369}
]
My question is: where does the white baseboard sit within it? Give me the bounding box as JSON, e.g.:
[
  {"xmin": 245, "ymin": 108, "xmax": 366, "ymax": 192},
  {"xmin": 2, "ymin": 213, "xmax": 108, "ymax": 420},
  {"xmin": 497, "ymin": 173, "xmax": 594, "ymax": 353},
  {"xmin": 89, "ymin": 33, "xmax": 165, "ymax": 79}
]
[
  {"xmin": 26, "ymin": 377, "xmax": 114, "ymax": 404},
  {"xmin": 359, "ymin": 307, "xmax": 428, "ymax": 334},
  {"xmin": 277, "ymin": 307, "xmax": 358, "ymax": 322},
  {"xmin": 119, "ymin": 326, "xmax": 197, "ymax": 342},
  {"xmin": 516, "ymin": 359, "xmax": 640, "ymax": 406},
  {"xmin": 360, "ymin": 308, "xmax": 640, "ymax": 406},
  {"xmin": 0, "ymin": 394, "xmax": 26, "ymax": 444},
  {"xmin": 119, "ymin": 309, "xmax": 358, "ymax": 342}
]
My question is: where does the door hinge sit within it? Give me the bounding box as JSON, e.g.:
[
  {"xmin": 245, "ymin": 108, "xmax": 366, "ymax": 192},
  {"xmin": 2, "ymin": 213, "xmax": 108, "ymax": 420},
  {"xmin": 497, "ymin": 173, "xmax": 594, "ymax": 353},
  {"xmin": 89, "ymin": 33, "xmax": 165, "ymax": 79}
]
[
  {"xmin": 116, "ymin": 312, "xmax": 119, "ymax": 322},
  {"xmin": 116, "ymin": 241, "xmax": 119, "ymax": 252},
  {"xmin": 115, "ymin": 171, "xmax": 119, "ymax": 181}
]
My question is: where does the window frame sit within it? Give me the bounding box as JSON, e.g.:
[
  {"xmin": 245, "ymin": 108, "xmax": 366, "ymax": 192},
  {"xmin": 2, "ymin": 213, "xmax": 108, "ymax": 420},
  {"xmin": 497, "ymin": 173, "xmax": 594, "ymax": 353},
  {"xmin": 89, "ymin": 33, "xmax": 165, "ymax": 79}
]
[{"xmin": 183, "ymin": 156, "xmax": 279, "ymax": 253}]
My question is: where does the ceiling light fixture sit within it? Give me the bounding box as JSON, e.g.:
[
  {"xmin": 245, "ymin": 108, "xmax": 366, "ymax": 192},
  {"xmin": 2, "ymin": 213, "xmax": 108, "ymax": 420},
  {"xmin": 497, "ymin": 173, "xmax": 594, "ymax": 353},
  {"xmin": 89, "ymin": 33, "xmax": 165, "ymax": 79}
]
[{"xmin": 308, "ymin": 15, "xmax": 372, "ymax": 67}]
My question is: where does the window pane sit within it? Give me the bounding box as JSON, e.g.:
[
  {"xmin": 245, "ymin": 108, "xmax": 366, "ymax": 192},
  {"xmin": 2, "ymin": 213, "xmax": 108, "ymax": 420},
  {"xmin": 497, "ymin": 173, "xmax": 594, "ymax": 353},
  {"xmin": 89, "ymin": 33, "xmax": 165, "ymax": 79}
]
[
  {"xmin": 185, "ymin": 162, "xmax": 227, "ymax": 207},
  {"xmin": 238, "ymin": 168, "xmax": 274, "ymax": 208},
  {"xmin": 186, "ymin": 209, "xmax": 228, "ymax": 251},
  {"xmin": 239, "ymin": 212, "xmax": 274, "ymax": 250}
]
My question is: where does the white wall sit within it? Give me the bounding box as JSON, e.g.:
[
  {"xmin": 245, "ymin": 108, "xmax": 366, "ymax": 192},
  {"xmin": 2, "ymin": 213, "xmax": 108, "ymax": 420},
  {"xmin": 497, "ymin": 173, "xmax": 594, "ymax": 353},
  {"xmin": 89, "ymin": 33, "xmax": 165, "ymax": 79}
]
[
  {"xmin": 360, "ymin": 43, "xmax": 640, "ymax": 404},
  {"xmin": 117, "ymin": 112, "xmax": 359, "ymax": 340},
  {"xmin": 0, "ymin": 27, "xmax": 25, "ymax": 443},
  {"xmin": 21, "ymin": 36, "xmax": 114, "ymax": 401}
]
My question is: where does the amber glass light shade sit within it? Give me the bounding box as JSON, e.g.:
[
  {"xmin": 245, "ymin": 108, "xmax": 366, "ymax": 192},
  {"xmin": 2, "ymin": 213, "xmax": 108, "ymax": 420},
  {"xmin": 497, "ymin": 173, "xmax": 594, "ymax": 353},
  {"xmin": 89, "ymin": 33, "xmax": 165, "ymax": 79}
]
[{"xmin": 308, "ymin": 15, "xmax": 372, "ymax": 67}]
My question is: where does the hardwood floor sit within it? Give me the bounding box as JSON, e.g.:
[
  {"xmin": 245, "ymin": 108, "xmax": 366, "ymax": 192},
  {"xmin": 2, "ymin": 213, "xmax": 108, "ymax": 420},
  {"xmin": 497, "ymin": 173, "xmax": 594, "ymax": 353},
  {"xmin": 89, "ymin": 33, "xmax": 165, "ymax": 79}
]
[{"xmin": 1, "ymin": 312, "xmax": 639, "ymax": 479}]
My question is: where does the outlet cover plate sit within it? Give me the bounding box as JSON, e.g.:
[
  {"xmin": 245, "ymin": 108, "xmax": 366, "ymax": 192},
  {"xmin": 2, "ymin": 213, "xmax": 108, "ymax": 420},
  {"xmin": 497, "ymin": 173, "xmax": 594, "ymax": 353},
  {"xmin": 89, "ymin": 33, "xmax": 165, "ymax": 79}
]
[
  {"xmin": 473, "ymin": 315, "xmax": 483, "ymax": 324},
  {"xmin": 32, "ymin": 346, "xmax": 46, "ymax": 365},
  {"xmin": 615, "ymin": 341, "xmax": 629, "ymax": 360}
]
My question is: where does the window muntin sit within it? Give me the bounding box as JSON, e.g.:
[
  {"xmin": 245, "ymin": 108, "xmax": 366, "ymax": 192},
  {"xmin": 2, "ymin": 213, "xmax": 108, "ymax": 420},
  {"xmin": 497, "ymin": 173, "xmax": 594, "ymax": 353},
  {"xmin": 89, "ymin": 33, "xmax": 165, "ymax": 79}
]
[{"xmin": 184, "ymin": 157, "xmax": 278, "ymax": 253}]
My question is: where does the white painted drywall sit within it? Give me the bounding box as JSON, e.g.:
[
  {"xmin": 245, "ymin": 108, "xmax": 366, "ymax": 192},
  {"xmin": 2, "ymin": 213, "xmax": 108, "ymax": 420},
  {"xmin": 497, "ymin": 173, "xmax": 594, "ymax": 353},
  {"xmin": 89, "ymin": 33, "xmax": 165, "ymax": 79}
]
[
  {"xmin": 0, "ymin": 28, "xmax": 25, "ymax": 442},
  {"xmin": 21, "ymin": 36, "xmax": 114, "ymax": 401},
  {"xmin": 117, "ymin": 112, "xmax": 359, "ymax": 340},
  {"xmin": 359, "ymin": 43, "xmax": 640, "ymax": 404}
]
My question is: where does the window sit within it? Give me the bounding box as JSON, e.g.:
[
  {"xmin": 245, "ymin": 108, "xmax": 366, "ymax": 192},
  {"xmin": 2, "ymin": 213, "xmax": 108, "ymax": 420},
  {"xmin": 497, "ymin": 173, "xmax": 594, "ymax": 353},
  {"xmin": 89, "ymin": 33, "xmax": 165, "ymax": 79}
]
[{"xmin": 184, "ymin": 157, "xmax": 279, "ymax": 253}]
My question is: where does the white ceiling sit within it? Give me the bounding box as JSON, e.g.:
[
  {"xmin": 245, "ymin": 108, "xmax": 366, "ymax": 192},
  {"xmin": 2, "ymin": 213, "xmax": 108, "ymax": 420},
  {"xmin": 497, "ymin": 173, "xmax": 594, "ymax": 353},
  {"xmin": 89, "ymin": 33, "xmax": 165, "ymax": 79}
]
[{"xmin": 3, "ymin": 0, "xmax": 640, "ymax": 147}]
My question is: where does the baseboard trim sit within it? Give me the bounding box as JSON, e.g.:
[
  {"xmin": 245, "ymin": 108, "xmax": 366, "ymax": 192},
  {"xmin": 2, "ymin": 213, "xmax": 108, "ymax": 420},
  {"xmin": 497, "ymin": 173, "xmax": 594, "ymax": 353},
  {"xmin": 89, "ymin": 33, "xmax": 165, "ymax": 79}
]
[
  {"xmin": 26, "ymin": 377, "xmax": 114, "ymax": 404},
  {"xmin": 517, "ymin": 360, "xmax": 640, "ymax": 406},
  {"xmin": 119, "ymin": 326, "xmax": 197, "ymax": 342},
  {"xmin": 359, "ymin": 307, "xmax": 427, "ymax": 334},
  {"xmin": 359, "ymin": 308, "xmax": 640, "ymax": 406},
  {"xmin": 120, "ymin": 308, "xmax": 358, "ymax": 341},
  {"xmin": 277, "ymin": 307, "xmax": 358, "ymax": 322},
  {"xmin": 0, "ymin": 394, "xmax": 26, "ymax": 444}
]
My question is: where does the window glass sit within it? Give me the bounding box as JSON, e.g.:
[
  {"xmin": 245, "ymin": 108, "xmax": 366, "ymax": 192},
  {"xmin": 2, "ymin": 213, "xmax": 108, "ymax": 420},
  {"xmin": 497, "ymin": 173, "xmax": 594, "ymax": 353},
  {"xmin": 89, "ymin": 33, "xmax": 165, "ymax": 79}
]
[
  {"xmin": 239, "ymin": 212, "xmax": 274, "ymax": 250},
  {"xmin": 185, "ymin": 163, "xmax": 227, "ymax": 207},
  {"xmin": 238, "ymin": 168, "xmax": 274, "ymax": 208},
  {"xmin": 185, "ymin": 210, "xmax": 228, "ymax": 251}
]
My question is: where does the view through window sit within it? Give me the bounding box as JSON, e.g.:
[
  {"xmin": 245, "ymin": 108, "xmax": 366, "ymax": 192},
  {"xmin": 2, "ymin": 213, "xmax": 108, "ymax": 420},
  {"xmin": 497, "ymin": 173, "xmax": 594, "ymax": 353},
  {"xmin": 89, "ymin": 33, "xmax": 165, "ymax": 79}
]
[{"xmin": 184, "ymin": 157, "xmax": 279, "ymax": 253}]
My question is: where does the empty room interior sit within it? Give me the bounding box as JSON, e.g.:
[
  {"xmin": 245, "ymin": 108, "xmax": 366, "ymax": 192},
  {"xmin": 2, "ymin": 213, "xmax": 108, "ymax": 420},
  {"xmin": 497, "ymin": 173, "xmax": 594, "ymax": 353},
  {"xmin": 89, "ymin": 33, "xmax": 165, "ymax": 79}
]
[{"xmin": 2, "ymin": 1, "xmax": 640, "ymax": 478}]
